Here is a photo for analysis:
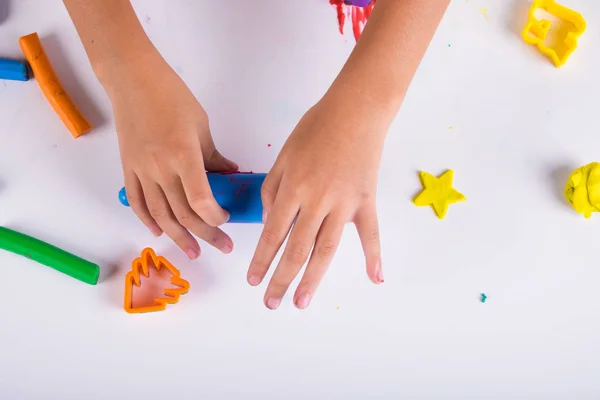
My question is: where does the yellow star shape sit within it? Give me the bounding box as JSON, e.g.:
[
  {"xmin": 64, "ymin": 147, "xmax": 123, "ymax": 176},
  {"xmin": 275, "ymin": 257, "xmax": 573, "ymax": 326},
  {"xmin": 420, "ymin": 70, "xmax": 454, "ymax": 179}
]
[{"xmin": 413, "ymin": 170, "xmax": 466, "ymax": 219}]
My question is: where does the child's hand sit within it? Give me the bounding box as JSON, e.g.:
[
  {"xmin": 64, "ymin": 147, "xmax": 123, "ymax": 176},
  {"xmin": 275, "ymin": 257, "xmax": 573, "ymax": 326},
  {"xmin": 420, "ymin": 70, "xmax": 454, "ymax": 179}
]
[
  {"xmin": 247, "ymin": 94, "xmax": 386, "ymax": 309},
  {"xmin": 107, "ymin": 58, "xmax": 238, "ymax": 259}
]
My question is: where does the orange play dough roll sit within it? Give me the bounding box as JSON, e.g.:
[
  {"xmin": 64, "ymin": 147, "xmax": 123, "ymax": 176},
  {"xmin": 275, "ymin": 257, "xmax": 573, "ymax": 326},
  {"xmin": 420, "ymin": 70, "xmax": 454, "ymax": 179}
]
[{"xmin": 19, "ymin": 32, "xmax": 92, "ymax": 138}]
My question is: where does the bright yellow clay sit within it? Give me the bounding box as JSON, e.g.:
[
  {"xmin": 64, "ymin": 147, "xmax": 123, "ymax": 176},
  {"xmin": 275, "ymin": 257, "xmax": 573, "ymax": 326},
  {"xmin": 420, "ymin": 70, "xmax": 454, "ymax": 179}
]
[
  {"xmin": 521, "ymin": 0, "xmax": 586, "ymax": 67},
  {"xmin": 413, "ymin": 170, "xmax": 466, "ymax": 219},
  {"xmin": 564, "ymin": 163, "xmax": 600, "ymax": 219}
]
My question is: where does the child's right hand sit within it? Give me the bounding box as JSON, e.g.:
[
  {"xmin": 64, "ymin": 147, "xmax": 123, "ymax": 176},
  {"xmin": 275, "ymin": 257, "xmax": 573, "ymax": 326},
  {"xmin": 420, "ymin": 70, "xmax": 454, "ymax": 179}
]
[{"xmin": 103, "ymin": 55, "xmax": 238, "ymax": 259}]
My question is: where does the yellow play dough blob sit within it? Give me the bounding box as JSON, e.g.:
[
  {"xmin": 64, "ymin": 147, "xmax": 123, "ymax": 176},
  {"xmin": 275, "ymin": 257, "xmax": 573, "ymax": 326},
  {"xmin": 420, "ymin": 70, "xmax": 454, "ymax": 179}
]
[{"xmin": 564, "ymin": 162, "xmax": 600, "ymax": 218}]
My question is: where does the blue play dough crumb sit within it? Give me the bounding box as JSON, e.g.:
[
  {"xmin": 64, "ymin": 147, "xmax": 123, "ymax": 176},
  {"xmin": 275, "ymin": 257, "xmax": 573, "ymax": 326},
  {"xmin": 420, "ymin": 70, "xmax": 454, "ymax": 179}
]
[
  {"xmin": 480, "ymin": 293, "xmax": 487, "ymax": 303},
  {"xmin": 119, "ymin": 187, "xmax": 130, "ymax": 207}
]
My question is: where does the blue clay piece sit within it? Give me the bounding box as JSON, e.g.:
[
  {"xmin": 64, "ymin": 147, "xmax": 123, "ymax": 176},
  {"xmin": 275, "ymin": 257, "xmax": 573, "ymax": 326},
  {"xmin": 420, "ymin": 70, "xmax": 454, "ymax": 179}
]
[
  {"xmin": 0, "ymin": 58, "xmax": 29, "ymax": 81},
  {"xmin": 208, "ymin": 173, "xmax": 266, "ymax": 223},
  {"xmin": 118, "ymin": 186, "xmax": 129, "ymax": 207}
]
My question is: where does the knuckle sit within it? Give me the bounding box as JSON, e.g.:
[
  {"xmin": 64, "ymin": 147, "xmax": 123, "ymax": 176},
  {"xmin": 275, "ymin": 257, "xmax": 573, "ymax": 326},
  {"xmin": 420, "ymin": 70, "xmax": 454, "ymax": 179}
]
[
  {"xmin": 171, "ymin": 148, "xmax": 191, "ymax": 165},
  {"xmin": 249, "ymin": 259, "xmax": 270, "ymax": 277},
  {"xmin": 359, "ymin": 191, "xmax": 374, "ymax": 202},
  {"xmin": 126, "ymin": 194, "xmax": 139, "ymax": 207},
  {"xmin": 267, "ymin": 278, "xmax": 288, "ymax": 294},
  {"xmin": 365, "ymin": 228, "xmax": 380, "ymax": 243},
  {"xmin": 153, "ymin": 163, "xmax": 174, "ymax": 183},
  {"xmin": 316, "ymin": 241, "xmax": 337, "ymax": 258},
  {"xmin": 286, "ymin": 245, "xmax": 311, "ymax": 264},
  {"xmin": 147, "ymin": 206, "xmax": 170, "ymax": 220},
  {"xmin": 142, "ymin": 151, "xmax": 161, "ymax": 167},
  {"xmin": 309, "ymin": 197, "xmax": 328, "ymax": 212},
  {"xmin": 188, "ymin": 192, "xmax": 213, "ymax": 209},
  {"xmin": 260, "ymin": 185, "xmax": 274, "ymax": 202},
  {"xmin": 260, "ymin": 229, "xmax": 281, "ymax": 247},
  {"xmin": 175, "ymin": 212, "xmax": 197, "ymax": 228},
  {"xmin": 248, "ymin": 261, "xmax": 264, "ymax": 274},
  {"xmin": 286, "ymin": 185, "xmax": 303, "ymax": 199}
]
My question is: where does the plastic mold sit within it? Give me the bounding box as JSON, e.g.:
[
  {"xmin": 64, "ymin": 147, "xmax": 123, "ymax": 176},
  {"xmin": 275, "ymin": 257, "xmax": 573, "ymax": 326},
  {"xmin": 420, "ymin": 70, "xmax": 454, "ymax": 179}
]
[
  {"xmin": 522, "ymin": 0, "xmax": 586, "ymax": 67},
  {"xmin": 124, "ymin": 248, "xmax": 190, "ymax": 314}
]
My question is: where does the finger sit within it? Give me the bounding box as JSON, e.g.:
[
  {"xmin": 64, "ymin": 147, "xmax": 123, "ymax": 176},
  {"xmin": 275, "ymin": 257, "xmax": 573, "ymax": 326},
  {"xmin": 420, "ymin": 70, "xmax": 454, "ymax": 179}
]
[
  {"xmin": 161, "ymin": 177, "xmax": 234, "ymax": 254},
  {"xmin": 294, "ymin": 213, "xmax": 345, "ymax": 309},
  {"xmin": 204, "ymin": 148, "xmax": 239, "ymax": 172},
  {"xmin": 124, "ymin": 172, "xmax": 163, "ymax": 237},
  {"xmin": 264, "ymin": 210, "xmax": 325, "ymax": 310},
  {"xmin": 354, "ymin": 205, "xmax": 383, "ymax": 284},
  {"xmin": 141, "ymin": 179, "xmax": 200, "ymax": 259},
  {"xmin": 179, "ymin": 158, "xmax": 230, "ymax": 227},
  {"xmin": 247, "ymin": 192, "xmax": 299, "ymax": 289},
  {"xmin": 260, "ymin": 167, "xmax": 282, "ymax": 224}
]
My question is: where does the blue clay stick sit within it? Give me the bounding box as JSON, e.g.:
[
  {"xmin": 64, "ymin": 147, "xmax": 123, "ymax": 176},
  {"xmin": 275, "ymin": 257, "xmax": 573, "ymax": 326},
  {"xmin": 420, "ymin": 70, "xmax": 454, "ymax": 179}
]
[{"xmin": 0, "ymin": 58, "xmax": 29, "ymax": 81}]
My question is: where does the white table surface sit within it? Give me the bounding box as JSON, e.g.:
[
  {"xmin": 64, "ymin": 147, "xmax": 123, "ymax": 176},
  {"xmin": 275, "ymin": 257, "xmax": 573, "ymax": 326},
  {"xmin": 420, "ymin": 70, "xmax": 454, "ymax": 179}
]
[{"xmin": 1, "ymin": 0, "xmax": 599, "ymax": 398}]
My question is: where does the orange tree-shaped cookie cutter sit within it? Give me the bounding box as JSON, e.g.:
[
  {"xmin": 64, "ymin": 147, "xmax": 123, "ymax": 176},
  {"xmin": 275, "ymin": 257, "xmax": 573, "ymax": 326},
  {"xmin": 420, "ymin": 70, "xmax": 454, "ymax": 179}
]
[
  {"xmin": 521, "ymin": 0, "xmax": 586, "ymax": 67},
  {"xmin": 124, "ymin": 248, "xmax": 190, "ymax": 313}
]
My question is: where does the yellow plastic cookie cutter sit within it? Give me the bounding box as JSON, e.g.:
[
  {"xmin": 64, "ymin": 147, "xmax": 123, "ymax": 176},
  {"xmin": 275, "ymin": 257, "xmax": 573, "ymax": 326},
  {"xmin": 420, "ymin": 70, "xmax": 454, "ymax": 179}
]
[{"xmin": 521, "ymin": 0, "xmax": 586, "ymax": 67}]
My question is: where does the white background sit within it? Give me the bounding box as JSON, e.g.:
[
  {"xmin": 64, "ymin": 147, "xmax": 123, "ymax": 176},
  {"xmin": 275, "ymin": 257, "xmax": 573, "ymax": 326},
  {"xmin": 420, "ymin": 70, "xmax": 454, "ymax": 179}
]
[{"xmin": 1, "ymin": 0, "xmax": 599, "ymax": 398}]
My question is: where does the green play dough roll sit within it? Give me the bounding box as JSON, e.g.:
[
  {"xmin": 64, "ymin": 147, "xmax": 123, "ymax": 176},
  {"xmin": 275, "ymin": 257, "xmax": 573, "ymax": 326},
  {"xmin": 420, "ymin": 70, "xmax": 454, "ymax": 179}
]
[{"xmin": 0, "ymin": 226, "xmax": 99, "ymax": 285}]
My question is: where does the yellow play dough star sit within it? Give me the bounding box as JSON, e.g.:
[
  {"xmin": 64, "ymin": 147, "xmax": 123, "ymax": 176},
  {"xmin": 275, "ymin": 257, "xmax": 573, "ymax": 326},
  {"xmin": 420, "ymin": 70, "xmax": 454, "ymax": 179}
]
[{"xmin": 413, "ymin": 170, "xmax": 466, "ymax": 219}]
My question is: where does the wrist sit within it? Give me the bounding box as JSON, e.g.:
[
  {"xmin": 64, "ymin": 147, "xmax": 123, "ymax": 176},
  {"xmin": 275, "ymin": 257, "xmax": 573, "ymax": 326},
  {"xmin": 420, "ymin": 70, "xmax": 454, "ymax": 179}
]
[
  {"xmin": 93, "ymin": 41, "xmax": 159, "ymax": 88},
  {"xmin": 325, "ymin": 78, "xmax": 404, "ymax": 127},
  {"xmin": 313, "ymin": 90, "xmax": 392, "ymax": 149}
]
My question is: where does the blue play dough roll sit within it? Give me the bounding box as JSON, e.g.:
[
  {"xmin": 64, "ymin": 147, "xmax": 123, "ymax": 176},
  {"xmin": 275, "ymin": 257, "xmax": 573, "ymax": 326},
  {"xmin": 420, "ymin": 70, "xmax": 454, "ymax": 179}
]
[
  {"xmin": 119, "ymin": 173, "xmax": 266, "ymax": 223},
  {"xmin": 118, "ymin": 186, "xmax": 129, "ymax": 207},
  {"xmin": 209, "ymin": 173, "xmax": 266, "ymax": 223},
  {"xmin": 0, "ymin": 58, "xmax": 29, "ymax": 81}
]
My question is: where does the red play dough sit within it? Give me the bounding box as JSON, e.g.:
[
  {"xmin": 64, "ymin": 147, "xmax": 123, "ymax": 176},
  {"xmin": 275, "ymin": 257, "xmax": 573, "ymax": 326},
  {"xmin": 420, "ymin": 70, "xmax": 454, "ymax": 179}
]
[{"xmin": 329, "ymin": 0, "xmax": 376, "ymax": 41}]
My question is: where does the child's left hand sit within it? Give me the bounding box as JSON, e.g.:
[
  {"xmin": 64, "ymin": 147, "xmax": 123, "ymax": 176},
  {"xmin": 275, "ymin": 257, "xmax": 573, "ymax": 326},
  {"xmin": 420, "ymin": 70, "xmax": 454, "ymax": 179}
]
[{"xmin": 247, "ymin": 93, "xmax": 387, "ymax": 310}]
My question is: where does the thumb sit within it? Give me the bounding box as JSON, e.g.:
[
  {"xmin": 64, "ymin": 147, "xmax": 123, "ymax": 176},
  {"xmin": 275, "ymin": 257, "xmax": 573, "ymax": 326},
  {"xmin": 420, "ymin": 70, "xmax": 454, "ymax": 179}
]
[{"xmin": 204, "ymin": 149, "xmax": 239, "ymax": 172}]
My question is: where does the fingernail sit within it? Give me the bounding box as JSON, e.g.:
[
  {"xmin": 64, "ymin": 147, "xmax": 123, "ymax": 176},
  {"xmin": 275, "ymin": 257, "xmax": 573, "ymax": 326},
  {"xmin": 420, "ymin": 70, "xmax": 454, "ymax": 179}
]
[
  {"xmin": 266, "ymin": 297, "xmax": 281, "ymax": 310},
  {"xmin": 185, "ymin": 248, "xmax": 199, "ymax": 260},
  {"xmin": 150, "ymin": 226, "xmax": 163, "ymax": 237},
  {"xmin": 262, "ymin": 210, "xmax": 268, "ymax": 224},
  {"xmin": 376, "ymin": 267, "xmax": 384, "ymax": 283},
  {"xmin": 223, "ymin": 245, "xmax": 233, "ymax": 254},
  {"xmin": 295, "ymin": 294, "xmax": 312, "ymax": 309},
  {"xmin": 248, "ymin": 275, "xmax": 261, "ymax": 286}
]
